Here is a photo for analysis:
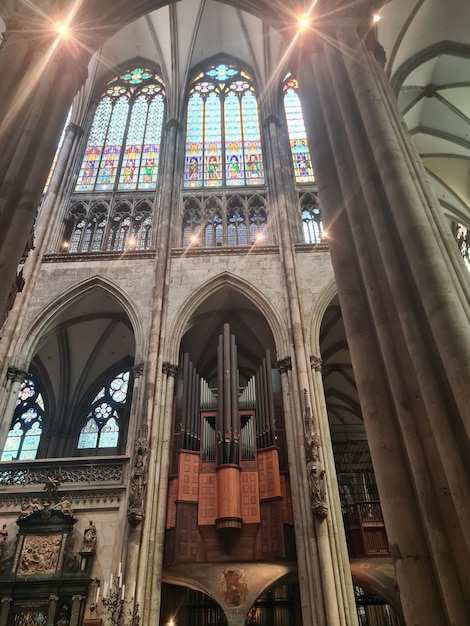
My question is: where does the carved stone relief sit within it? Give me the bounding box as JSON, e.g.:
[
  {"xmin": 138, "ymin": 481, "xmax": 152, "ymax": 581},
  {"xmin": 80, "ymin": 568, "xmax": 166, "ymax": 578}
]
[{"xmin": 17, "ymin": 534, "xmax": 63, "ymax": 575}]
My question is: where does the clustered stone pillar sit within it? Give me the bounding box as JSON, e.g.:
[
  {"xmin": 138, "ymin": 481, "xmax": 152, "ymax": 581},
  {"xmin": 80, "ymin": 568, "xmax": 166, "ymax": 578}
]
[
  {"xmin": 297, "ymin": 13, "xmax": 470, "ymax": 626},
  {"xmin": 0, "ymin": 4, "xmax": 90, "ymax": 324}
]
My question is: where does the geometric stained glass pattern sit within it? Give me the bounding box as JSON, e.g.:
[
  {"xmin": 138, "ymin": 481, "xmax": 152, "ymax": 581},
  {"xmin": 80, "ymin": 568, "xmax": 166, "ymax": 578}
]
[
  {"xmin": 77, "ymin": 370, "xmax": 132, "ymax": 450},
  {"xmin": 75, "ymin": 69, "xmax": 165, "ymax": 193},
  {"xmin": 184, "ymin": 63, "xmax": 264, "ymax": 188},
  {"xmin": 283, "ymin": 75, "xmax": 315, "ymax": 184},
  {"xmin": 1, "ymin": 379, "xmax": 45, "ymax": 462}
]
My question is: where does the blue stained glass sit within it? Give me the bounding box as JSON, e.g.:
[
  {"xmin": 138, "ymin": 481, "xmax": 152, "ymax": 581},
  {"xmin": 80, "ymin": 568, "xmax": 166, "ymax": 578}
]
[
  {"xmin": 78, "ymin": 418, "xmax": 99, "ymax": 449},
  {"xmin": 99, "ymin": 416, "xmax": 119, "ymax": 448},
  {"xmin": 138, "ymin": 94, "xmax": 165, "ymax": 190},
  {"xmin": 118, "ymin": 94, "xmax": 147, "ymax": 191},
  {"xmin": 1, "ymin": 423, "xmax": 23, "ymax": 461},
  {"xmin": 21, "ymin": 408, "xmax": 38, "ymax": 424},
  {"xmin": 185, "ymin": 64, "xmax": 263, "ymax": 188},
  {"xmin": 75, "ymin": 98, "xmax": 113, "ymax": 192},
  {"xmin": 110, "ymin": 371, "xmax": 129, "ymax": 403},
  {"xmin": 283, "ymin": 78, "xmax": 315, "ymax": 183},
  {"xmin": 185, "ymin": 93, "xmax": 203, "ymax": 188},
  {"xmin": 206, "ymin": 64, "xmax": 238, "ymax": 81}
]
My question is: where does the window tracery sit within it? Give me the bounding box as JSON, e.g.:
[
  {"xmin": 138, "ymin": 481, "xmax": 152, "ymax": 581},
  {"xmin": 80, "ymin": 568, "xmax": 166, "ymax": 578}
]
[
  {"xmin": 1, "ymin": 379, "xmax": 45, "ymax": 462},
  {"xmin": 75, "ymin": 68, "xmax": 165, "ymax": 193},
  {"xmin": 182, "ymin": 193, "xmax": 269, "ymax": 248},
  {"xmin": 64, "ymin": 200, "xmax": 153, "ymax": 253},
  {"xmin": 77, "ymin": 371, "xmax": 131, "ymax": 451},
  {"xmin": 300, "ymin": 191, "xmax": 325, "ymax": 244}
]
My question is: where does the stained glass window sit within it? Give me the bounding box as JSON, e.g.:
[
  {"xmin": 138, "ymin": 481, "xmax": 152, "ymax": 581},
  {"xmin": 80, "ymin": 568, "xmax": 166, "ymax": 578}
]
[
  {"xmin": 75, "ymin": 69, "xmax": 165, "ymax": 193},
  {"xmin": 1, "ymin": 378, "xmax": 45, "ymax": 461},
  {"xmin": 455, "ymin": 222, "xmax": 470, "ymax": 272},
  {"xmin": 184, "ymin": 63, "xmax": 264, "ymax": 188},
  {"xmin": 43, "ymin": 107, "xmax": 72, "ymax": 194},
  {"xmin": 283, "ymin": 75, "xmax": 315, "ymax": 184},
  {"xmin": 77, "ymin": 370, "xmax": 132, "ymax": 451}
]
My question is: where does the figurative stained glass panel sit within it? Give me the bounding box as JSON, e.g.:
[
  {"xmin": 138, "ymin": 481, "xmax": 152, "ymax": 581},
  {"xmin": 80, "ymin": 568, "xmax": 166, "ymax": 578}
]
[
  {"xmin": 283, "ymin": 78, "xmax": 315, "ymax": 183},
  {"xmin": 241, "ymin": 90, "xmax": 263, "ymax": 185},
  {"xmin": 75, "ymin": 97, "xmax": 113, "ymax": 191},
  {"xmin": 1, "ymin": 423, "xmax": 23, "ymax": 461},
  {"xmin": 78, "ymin": 418, "xmax": 98, "ymax": 449},
  {"xmin": 99, "ymin": 416, "xmax": 119, "ymax": 448},
  {"xmin": 184, "ymin": 63, "xmax": 264, "ymax": 188},
  {"xmin": 225, "ymin": 91, "xmax": 244, "ymax": 186},
  {"xmin": 96, "ymin": 95, "xmax": 129, "ymax": 191},
  {"xmin": 75, "ymin": 70, "xmax": 165, "ymax": 193},
  {"xmin": 185, "ymin": 93, "xmax": 204, "ymax": 188},
  {"xmin": 138, "ymin": 92, "xmax": 165, "ymax": 189},
  {"xmin": 1, "ymin": 378, "xmax": 45, "ymax": 461},
  {"xmin": 204, "ymin": 92, "xmax": 222, "ymax": 187},
  {"xmin": 118, "ymin": 94, "xmax": 147, "ymax": 191}
]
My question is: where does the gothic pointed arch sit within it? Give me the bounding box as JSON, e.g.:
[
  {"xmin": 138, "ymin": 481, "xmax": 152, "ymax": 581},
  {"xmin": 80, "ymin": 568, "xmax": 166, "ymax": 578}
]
[{"xmin": 166, "ymin": 272, "xmax": 288, "ymax": 364}]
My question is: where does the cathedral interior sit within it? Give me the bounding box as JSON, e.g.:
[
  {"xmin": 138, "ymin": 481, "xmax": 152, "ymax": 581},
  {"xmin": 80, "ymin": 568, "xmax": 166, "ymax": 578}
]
[{"xmin": 0, "ymin": 1, "xmax": 469, "ymax": 626}]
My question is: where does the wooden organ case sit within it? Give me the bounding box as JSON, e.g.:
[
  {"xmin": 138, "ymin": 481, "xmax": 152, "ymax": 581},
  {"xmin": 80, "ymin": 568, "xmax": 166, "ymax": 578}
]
[{"xmin": 165, "ymin": 324, "xmax": 295, "ymax": 565}]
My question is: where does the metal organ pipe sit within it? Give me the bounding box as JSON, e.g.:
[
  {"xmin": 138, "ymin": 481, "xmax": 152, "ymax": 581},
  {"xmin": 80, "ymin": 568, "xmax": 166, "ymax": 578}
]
[{"xmin": 230, "ymin": 333, "xmax": 239, "ymax": 464}]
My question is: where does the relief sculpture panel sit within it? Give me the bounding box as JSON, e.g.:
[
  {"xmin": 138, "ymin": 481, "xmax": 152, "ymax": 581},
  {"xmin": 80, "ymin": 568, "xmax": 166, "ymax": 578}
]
[{"xmin": 17, "ymin": 534, "xmax": 63, "ymax": 575}]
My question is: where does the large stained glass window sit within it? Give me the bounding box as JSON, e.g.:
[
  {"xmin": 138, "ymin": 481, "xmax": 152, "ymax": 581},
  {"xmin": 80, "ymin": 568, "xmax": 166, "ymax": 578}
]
[
  {"xmin": 1, "ymin": 379, "xmax": 45, "ymax": 461},
  {"xmin": 75, "ymin": 68, "xmax": 165, "ymax": 193},
  {"xmin": 77, "ymin": 370, "xmax": 131, "ymax": 450},
  {"xmin": 184, "ymin": 63, "xmax": 264, "ymax": 188},
  {"xmin": 283, "ymin": 75, "xmax": 315, "ymax": 184}
]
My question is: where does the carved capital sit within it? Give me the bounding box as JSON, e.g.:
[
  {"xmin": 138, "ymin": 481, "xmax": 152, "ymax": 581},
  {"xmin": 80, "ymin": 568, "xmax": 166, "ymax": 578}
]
[
  {"xmin": 310, "ymin": 355, "xmax": 323, "ymax": 371},
  {"xmin": 162, "ymin": 362, "xmax": 178, "ymax": 378},
  {"xmin": 264, "ymin": 114, "xmax": 281, "ymax": 129},
  {"xmin": 276, "ymin": 357, "xmax": 292, "ymax": 374},
  {"xmin": 49, "ymin": 595, "xmax": 59, "ymax": 602},
  {"xmin": 165, "ymin": 119, "xmax": 183, "ymax": 133},
  {"xmin": 71, "ymin": 595, "xmax": 84, "ymax": 602},
  {"xmin": 66, "ymin": 123, "xmax": 83, "ymax": 137},
  {"xmin": 6, "ymin": 366, "xmax": 29, "ymax": 383},
  {"xmin": 132, "ymin": 363, "xmax": 144, "ymax": 378},
  {"xmin": 0, "ymin": 598, "xmax": 12, "ymax": 604}
]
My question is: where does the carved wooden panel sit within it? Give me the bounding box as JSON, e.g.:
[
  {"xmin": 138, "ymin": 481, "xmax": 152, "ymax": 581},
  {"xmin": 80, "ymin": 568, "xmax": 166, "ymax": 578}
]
[
  {"xmin": 257, "ymin": 449, "xmax": 281, "ymax": 500},
  {"xmin": 166, "ymin": 477, "xmax": 178, "ymax": 528},
  {"xmin": 260, "ymin": 501, "xmax": 285, "ymax": 559},
  {"xmin": 280, "ymin": 475, "xmax": 294, "ymax": 525},
  {"xmin": 241, "ymin": 472, "xmax": 260, "ymax": 523},
  {"xmin": 177, "ymin": 452, "xmax": 199, "ymax": 502},
  {"xmin": 198, "ymin": 473, "xmax": 216, "ymax": 525},
  {"xmin": 175, "ymin": 503, "xmax": 198, "ymax": 561}
]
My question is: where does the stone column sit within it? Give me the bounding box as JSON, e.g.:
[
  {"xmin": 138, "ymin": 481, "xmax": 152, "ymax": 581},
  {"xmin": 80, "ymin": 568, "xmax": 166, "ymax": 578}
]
[
  {"xmin": 297, "ymin": 13, "xmax": 470, "ymax": 626},
  {"xmin": 0, "ymin": 597, "xmax": 12, "ymax": 626},
  {"xmin": 0, "ymin": 7, "xmax": 90, "ymax": 325},
  {"xmin": 69, "ymin": 595, "xmax": 84, "ymax": 626},
  {"xmin": 138, "ymin": 117, "xmax": 182, "ymax": 626},
  {"xmin": 46, "ymin": 595, "xmax": 59, "ymax": 626},
  {"xmin": 266, "ymin": 110, "xmax": 350, "ymax": 626},
  {"xmin": 0, "ymin": 367, "xmax": 28, "ymax": 453}
]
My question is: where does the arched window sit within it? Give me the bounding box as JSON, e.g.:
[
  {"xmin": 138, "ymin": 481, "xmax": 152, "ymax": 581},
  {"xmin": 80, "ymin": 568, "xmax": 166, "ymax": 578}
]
[
  {"xmin": 75, "ymin": 68, "xmax": 165, "ymax": 193},
  {"xmin": 455, "ymin": 222, "xmax": 470, "ymax": 272},
  {"xmin": 283, "ymin": 75, "xmax": 315, "ymax": 184},
  {"xmin": 1, "ymin": 379, "xmax": 45, "ymax": 461},
  {"xmin": 184, "ymin": 63, "xmax": 264, "ymax": 188},
  {"xmin": 77, "ymin": 370, "xmax": 132, "ymax": 451}
]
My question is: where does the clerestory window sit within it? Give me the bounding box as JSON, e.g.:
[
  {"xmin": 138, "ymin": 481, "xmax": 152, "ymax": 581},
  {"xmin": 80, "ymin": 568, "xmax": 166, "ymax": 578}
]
[
  {"xmin": 283, "ymin": 74, "xmax": 315, "ymax": 184},
  {"xmin": 74, "ymin": 68, "xmax": 165, "ymax": 193},
  {"xmin": 184, "ymin": 63, "xmax": 264, "ymax": 188}
]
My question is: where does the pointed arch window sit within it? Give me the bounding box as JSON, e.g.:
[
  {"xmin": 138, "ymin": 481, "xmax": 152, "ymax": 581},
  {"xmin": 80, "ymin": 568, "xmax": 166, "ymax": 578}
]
[
  {"xmin": 1, "ymin": 379, "xmax": 45, "ymax": 461},
  {"xmin": 184, "ymin": 63, "xmax": 264, "ymax": 188},
  {"xmin": 283, "ymin": 75, "xmax": 315, "ymax": 184},
  {"xmin": 77, "ymin": 370, "xmax": 132, "ymax": 451},
  {"xmin": 75, "ymin": 68, "xmax": 165, "ymax": 193}
]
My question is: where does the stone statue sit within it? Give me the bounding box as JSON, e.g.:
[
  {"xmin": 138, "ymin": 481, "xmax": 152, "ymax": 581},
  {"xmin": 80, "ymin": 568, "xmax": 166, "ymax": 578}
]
[
  {"xmin": 305, "ymin": 431, "xmax": 328, "ymax": 520},
  {"xmin": 0, "ymin": 524, "xmax": 8, "ymax": 560},
  {"xmin": 58, "ymin": 496, "xmax": 73, "ymax": 516},
  {"xmin": 82, "ymin": 521, "xmax": 97, "ymax": 553}
]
